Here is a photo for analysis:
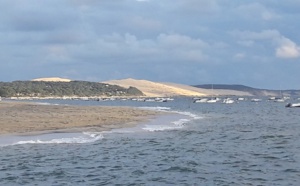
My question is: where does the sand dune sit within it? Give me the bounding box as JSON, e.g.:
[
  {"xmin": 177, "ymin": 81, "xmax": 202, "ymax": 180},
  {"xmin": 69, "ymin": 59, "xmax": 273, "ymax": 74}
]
[
  {"xmin": 163, "ymin": 82, "xmax": 252, "ymax": 97},
  {"xmin": 104, "ymin": 78, "xmax": 252, "ymax": 97},
  {"xmin": 31, "ymin": 77, "xmax": 72, "ymax": 82},
  {"xmin": 104, "ymin": 78, "xmax": 207, "ymax": 97}
]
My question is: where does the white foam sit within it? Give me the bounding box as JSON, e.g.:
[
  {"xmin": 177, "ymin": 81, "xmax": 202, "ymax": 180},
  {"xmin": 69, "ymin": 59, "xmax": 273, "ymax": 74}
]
[
  {"xmin": 172, "ymin": 118, "xmax": 191, "ymax": 126},
  {"xmin": 139, "ymin": 106, "xmax": 171, "ymax": 111},
  {"xmin": 0, "ymin": 132, "xmax": 103, "ymax": 147},
  {"xmin": 36, "ymin": 102, "xmax": 61, "ymax": 106},
  {"xmin": 142, "ymin": 125, "xmax": 183, "ymax": 132},
  {"xmin": 137, "ymin": 107, "xmax": 203, "ymax": 132},
  {"xmin": 140, "ymin": 106, "xmax": 203, "ymax": 120},
  {"xmin": 173, "ymin": 111, "xmax": 203, "ymax": 120}
]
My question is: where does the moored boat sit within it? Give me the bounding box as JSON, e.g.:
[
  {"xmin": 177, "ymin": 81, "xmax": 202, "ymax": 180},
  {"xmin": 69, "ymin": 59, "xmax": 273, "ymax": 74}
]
[{"xmin": 285, "ymin": 103, "xmax": 300, "ymax": 108}]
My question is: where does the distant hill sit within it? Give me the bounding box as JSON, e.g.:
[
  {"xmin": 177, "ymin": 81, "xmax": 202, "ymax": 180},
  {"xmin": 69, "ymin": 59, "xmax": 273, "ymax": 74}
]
[
  {"xmin": 193, "ymin": 84, "xmax": 300, "ymax": 97},
  {"xmin": 0, "ymin": 81, "xmax": 143, "ymax": 97}
]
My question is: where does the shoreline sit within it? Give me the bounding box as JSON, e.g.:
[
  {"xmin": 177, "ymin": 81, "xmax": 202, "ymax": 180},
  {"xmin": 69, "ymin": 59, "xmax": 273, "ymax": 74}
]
[{"xmin": 0, "ymin": 101, "xmax": 162, "ymax": 136}]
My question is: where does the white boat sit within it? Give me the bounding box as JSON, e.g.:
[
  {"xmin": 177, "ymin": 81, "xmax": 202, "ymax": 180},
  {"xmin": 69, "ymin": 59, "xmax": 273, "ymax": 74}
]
[
  {"xmin": 223, "ymin": 98, "xmax": 235, "ymax": 104},
  {"xmin": 206, "ymin": 84, "xmax": 220, "ymax": 103},
  {"xmin": 194, "ymin": 98, "xmax": 208, "ymax": 103},
  {"xmin": 207, "ymin": 98, "xmax": 218, "ymax": 103},
  {"xmin": 286, "ymin": 103, "xmax": 300, "ymax": 108},
  {"xmin": 251, "ymin": 98, "xmax": 262, "ymax": 102},
  {"xmin": 268, "ymin": 96, "xmax": 276, "ymax": 100},
  {"xmin": 274, "ymin": 98, "xmax": 285, "ymax": 102}
]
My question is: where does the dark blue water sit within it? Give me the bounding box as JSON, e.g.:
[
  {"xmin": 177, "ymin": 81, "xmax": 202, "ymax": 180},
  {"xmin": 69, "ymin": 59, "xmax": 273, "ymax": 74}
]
[{"xmin": 0, "ymin": 97, "xmax": 300, "ymax": 185}]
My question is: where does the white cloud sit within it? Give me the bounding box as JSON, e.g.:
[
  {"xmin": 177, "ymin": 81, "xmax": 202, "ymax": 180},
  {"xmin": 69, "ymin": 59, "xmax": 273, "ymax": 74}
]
[
  {"xmin": 232, "ymin": 29, "xmax": 300, "ymax": 59},
  {"xmin": 276, "ymin": 38, "xmax": 300, "ymax": 58},
  {"xmin": 234, "ymin": 53, "xmax": 246, "ymax": 59}
]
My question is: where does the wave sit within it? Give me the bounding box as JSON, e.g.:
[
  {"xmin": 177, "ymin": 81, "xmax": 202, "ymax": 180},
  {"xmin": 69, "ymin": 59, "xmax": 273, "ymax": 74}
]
[
  {"xmin": 35, "ymin": 102, "xmax": 61, "ymax": 106},
  {"xmin": 139, "ymin": 106, "xmax": 203, "ymax": 119},
  {"xmin": 142, "ymin": 117, "xmax": 190, "ymax": 132},
  {"xmin": 172, "ymin": 111, "xmax": 203, "ymax": 120},
  {"xmin": 139, "ymin": 107, "xmax": 203, "ymax": 132},
  {"xmin": 142, "ymin": 125, "xmax": 183, "ymax": 132},
  {"xmin": 139, "ymin": 106, "xmax": 171, "ymax": 111},
  {"xmin": 1, "ymin": 132, "xmax": 103, "ymax": 147}
]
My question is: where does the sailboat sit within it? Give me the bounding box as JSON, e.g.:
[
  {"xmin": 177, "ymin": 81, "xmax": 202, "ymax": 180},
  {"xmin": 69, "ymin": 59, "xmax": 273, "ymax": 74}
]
[
  {"xmin": 274, "ymin": 88, "xmax": 285, "ymax": 102},
  {"xmin": 207, "ymin": 84, "xmax": 220, "ymax": 103}
]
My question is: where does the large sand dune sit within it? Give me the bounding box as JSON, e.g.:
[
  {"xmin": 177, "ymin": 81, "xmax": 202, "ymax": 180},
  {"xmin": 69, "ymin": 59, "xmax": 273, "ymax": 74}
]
[
  {"xmin": 104, "ymin": 78, "xmax": 207, "ymax": 97},
  {"xmin": 104, "ymin": 78, "xmax": 252, "ymax": 97}
]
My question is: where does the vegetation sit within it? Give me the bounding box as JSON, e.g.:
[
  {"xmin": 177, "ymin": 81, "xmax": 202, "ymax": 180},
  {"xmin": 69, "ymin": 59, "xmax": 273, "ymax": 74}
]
[{"xmin": 0, "ymin": 81, "xmax": 144, "ymax": 97}]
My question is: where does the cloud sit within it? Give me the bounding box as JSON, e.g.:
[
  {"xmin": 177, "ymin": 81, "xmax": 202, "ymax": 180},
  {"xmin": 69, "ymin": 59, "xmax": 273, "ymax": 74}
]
[
  {"xmin": 232, "ymin": 29, "xmax": 300, "ymax": 59},
  {"xmin": 128, "ymin": 16, "xmax": 162, "ymax": 31},
  {"xmin": 276, "ymin": 38, "xmax": 300, "ymax": 58},
  {"xmin": 237, "ymin": 2, "xmax": 281, "ymax": 21},
  {"xmin": 72, "ymin": 33, "xmax": 209, "ymax": 64},
  {"xmin": 234, "ymin": 53, "xmax": 246, "ymax": 59}
]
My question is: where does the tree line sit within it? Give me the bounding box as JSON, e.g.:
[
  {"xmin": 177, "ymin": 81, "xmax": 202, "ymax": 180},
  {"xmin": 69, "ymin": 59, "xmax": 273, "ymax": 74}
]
[{"xmin": 0, "ymin": 81, "xmax": 144, "ymax": 97}]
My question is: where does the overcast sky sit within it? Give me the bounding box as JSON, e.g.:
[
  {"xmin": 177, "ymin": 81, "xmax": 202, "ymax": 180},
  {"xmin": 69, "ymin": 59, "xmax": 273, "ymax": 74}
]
[{"xmin": 1, "ymin": 0, "xmax": 299, "ymax": 89}]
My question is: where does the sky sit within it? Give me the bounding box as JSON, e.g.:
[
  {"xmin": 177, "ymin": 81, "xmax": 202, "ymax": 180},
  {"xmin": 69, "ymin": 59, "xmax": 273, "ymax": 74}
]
[{"xmin": 0, "ymin": 0, "xmax": 300, "ymax": 89}]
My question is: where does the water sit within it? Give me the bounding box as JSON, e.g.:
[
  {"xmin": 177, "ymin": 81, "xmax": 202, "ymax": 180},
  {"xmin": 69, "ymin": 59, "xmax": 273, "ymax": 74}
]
[{"xmin": 0, "ymin": 97, "xmax": 300, "ymax": 185}]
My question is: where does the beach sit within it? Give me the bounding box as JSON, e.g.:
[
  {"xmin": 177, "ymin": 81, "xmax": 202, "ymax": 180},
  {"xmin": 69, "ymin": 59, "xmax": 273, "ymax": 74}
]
[{"xmin": 0, "ymin": 101, "xmax": 161, "ymax": 135}]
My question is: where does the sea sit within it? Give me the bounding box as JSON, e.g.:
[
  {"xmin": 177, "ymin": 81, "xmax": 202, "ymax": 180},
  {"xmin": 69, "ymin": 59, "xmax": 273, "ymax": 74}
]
[{"xmin": 0, "ymin": 97, "xmax": 299, "ymax": 186}]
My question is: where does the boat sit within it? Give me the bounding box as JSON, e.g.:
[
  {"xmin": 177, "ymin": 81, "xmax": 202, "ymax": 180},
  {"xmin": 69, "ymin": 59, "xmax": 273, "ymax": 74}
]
[
  {"xmin": 274, "ymin": 89, "xmax": 286, "ymax": 102},
  {"xmin": 223, "ymin": 98, "xmax": 235, "ymax": 104},
  {"xmin": 268, "ymin": 96, "xmax": 276, "ymax": 101},
  {"xmin": 274, "ymin": 98, "xmax": 285, "ymax": 102},
  {"xmin": 206, "ymin": 84, "xmax": 220, "ymax": 103},
  {"xmin": 207, "ymin": 99, "xmax": 218, "ymax": 103},
  {"xmin": 193, "ymin": 98, "xmax": 208, "ymax": 103},
  {"xmin": 251, "ymin": 98, "xmax": 262, "ymax": 102},
  {"xmin": 285, "ymin": 103, "xmax": 300, "ymax": 108}
]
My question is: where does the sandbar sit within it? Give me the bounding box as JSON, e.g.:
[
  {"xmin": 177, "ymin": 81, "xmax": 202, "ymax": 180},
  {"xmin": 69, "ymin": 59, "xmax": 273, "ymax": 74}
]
[{"xmin": 0, "ymin": 101, "xmax": 161, "ymax": 135}]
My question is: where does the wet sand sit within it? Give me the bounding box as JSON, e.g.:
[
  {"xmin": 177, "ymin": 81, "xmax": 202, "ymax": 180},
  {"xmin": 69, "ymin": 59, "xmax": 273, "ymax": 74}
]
[{"xmin": 0, "ymin": 101, "xmax": 161, "ymax": 135}]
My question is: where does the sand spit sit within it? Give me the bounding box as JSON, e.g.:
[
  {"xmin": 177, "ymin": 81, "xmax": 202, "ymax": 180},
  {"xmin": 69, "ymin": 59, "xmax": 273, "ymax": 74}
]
[{"xmin": 0, "ymin": 102, "xmax": 161, "ymax": 135}]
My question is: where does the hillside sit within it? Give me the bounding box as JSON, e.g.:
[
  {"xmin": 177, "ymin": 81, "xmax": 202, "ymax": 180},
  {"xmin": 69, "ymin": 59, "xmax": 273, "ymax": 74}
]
[{"xmin": 0, "ymin": 81, "xmax": 143, "ymax": 97}]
